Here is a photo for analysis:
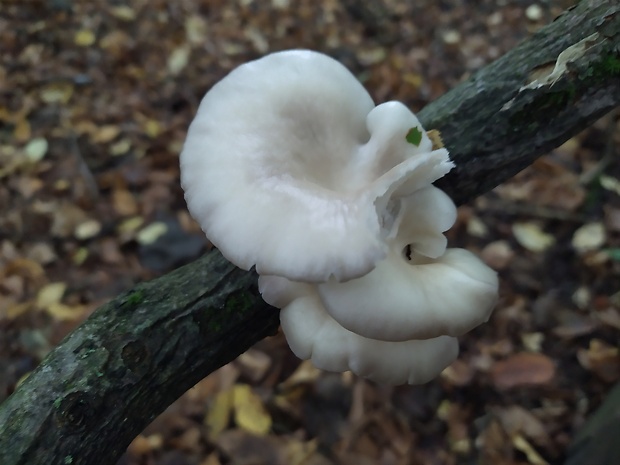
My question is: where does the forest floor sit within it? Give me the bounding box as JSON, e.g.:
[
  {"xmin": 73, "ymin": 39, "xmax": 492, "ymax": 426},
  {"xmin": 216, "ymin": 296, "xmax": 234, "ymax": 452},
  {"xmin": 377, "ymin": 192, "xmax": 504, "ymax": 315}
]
[{"xmin": 1, "ymin": 1, "xmax": 619, "ymax": 464}]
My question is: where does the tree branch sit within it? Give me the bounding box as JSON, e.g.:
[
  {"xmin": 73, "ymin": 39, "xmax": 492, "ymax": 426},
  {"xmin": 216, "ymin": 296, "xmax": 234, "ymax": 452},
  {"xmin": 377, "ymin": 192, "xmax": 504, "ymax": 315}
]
[{"xmin": 0, "ymin": 1, "xmax": 618, "ymax": 464}]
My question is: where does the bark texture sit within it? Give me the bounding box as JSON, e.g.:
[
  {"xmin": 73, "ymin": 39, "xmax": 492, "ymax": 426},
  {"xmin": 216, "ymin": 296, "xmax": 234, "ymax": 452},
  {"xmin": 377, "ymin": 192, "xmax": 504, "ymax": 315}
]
[{"xmin": 0, "ymin": 1, "xmax": 618, "ymax": 464}]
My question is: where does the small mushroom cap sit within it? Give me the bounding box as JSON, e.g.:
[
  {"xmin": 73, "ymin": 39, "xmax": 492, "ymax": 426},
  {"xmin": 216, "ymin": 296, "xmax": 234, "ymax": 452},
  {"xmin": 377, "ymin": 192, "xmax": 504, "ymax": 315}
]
[
  {"xmin": 318, "ymin": 248, "xmax": 499, "ymax": 342},
  {"xmin": 274, "ymin": 283, "xmax": 459, "ymax": 385},
  {"xmin": 181, "ymin": 50, "xmax": 452, "ymax": 282}
]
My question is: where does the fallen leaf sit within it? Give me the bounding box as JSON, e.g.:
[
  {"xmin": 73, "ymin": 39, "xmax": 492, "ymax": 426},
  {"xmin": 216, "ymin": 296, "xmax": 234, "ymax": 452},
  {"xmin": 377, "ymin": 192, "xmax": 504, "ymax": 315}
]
[
  {"xmin": 74, "ymin": 29, "xmax": 96, "ymax": 46},
  {"xmin": 232, "ymin": 384, "xmax": 272, "ymax": 436},
  {"xmin": 205, "ymin": 389, "xmax": 233, "ymax": 438},
  {"xmin": 185, "ymin": 15, "xmax": 208, "ymax": 44},
  {"xmin": 136, "ymin": 222, "xmax": 168, "ymax": 245},
  {"xmin": 513, "ymin": 222, "xmax": 555, "ymax": 252},
  {"xmin": 572, "ymin": 222, "xmax": 606, "ymax": 253},
  {"xmin": 600, "ymin": 175, "xmax": 620, "ymax": 195},
  {"xmin": 36, "ymin": 282, "xmax": 66, "ymax": 308},
  {"xmin": 495, "ymin": 406, "xmax": 551, "ymax": 447},
  {"xmin": 24, "ymin": 137, "xmax": 48, "ymax": 162},
  {"xmin": 110, "ymin": 5, "xmax": 136, "ymax": 21},
  {"xmin": 46, "ymin": 302, "xmax": 86, "ymax": 321},
  {"xmin": 521, "ymin": 332, "xmax": 544, "ymax": 352},
  {"xmin": 74, "ymin": 219, "xmax": 102, "ymax": 240},
  {"xmin": 168, "ymin": 46, "xmax": 190, "ymax": 75},
  {"xmin": 467, "ymin": 215, "xmax": 489, "ymax": 238},
  {"xmin": 14, "ymin": 118, "xmax": 31, "ymax": 142},
  {"xmin": 577, "ymin": 339, "xmax": 620, "ymax": 383},
  {"xmin": 512, "ymin": 434, "xmax": 549, "ymax": 465},
  {"xmin": 91, "ymin": 125, "xmax": 121, "ymax": 144},
  {"xmin": 112, "ymin": 189, "xmax": 138, "ymax": 216},
  {"xmin": 597, "ymin": 307, "xmax": 620, "ymax": 330},
  {"xmin": 236, "ymin": 349, "xmax": 272, "ymax": 382},
  {"xmin": 39, "ymin": 82, "xmax": 74, "ymax": 104},
  {"xmin": 110, "ymin": 139, "xmax": 131, "ymax": 156},
  {"xmin": 441, "ymin": 359, "xmax": 474, "ymax": 386},
  {"xmin": 216, "ymin": 429, "xmax": 282, "ymax": 465},
  {"xmin": 481, "ymin": 240, "xmax": 515, "ymax": 270},
  {"xmin": 490, "ymin": 352, "xmax": 556, "ymax": 390}
]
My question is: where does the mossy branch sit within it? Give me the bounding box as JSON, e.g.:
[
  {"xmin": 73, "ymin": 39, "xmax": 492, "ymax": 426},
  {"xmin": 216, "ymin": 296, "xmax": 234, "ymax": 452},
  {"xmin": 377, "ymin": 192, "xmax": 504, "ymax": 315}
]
[{"xmin": 0, "ymin": 1, "xmax": 618, "ymax": 464}]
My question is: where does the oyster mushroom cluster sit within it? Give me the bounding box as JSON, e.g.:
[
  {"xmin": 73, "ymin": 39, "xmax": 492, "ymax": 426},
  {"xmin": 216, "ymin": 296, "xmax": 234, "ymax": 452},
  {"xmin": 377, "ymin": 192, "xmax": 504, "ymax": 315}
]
[{"xmin": 180, "ymin": 50, "xmax": 498, "ymax": 385}]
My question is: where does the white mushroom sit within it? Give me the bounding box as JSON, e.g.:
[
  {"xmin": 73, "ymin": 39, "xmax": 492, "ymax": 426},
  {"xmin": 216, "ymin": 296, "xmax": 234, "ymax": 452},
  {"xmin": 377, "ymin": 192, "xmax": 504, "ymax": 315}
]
[
  {"xmin": 180, "ymin": 50, "xmax": 452, "ymax": 282},
  {"xmin": 259, "ymin": 275, "xmax": 459, "ymax": 385},
  {"xmin": 181, "ymin": 49, "xmax": 499, "ymax": 385}
]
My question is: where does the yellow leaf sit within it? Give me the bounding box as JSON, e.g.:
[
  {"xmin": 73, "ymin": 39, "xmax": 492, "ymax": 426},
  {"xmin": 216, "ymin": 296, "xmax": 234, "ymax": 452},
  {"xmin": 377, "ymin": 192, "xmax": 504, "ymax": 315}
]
[
  {"xmin": 512, "ymin": 222, "xmax": 555, "ymax": 252},
  {"xmin": 72, "ymin": 247, "xmax": 89, "ymax": 265},
  {"xmin": 14, "ymin": 118, "xmax": 31, "ymax": 142},
  {"xmin": 47, "ymin": 302, "xmax": 86, "ymax": 321},
  {"xmin": 286, "ymin": 438, "xmax": 318, "ymax": 465},
  {"xmin": 74, "ymin": 219, "xmax": 102, "ymax": 240},
  {"xmin": 205, "ymin": 389, "xmax": 233, "ymax": 438},
  {"xmin": 232, "ymin": 384, "xmax": 271, "ymax": 436},
  {"xmin": 167, "ymin": 46, "xmax": 190, "ymax": 75},
  {"xmin": 74, "ymin": 29, "xmax": 96, "ymax": 47},
  {"xmin": 512, "ymin": 434, "xmax": 549, "ymax": 465},
  {"xmin": 137, "ymin": 222, "xmax": 167, "ymax": 245},
  {"xmin": 91, "ymin": 125, "xmax": 121, "ymax": 143},
  {"xmin": 110, "ymin": 5, "xmax": 136, "ymax": 21},
  {"xmin": 279, "ymin": 360, "xmax": 320, "ymax": 389},
  {"xmin": 144, "ymin": 119, "xmax": 161, "ymax": 138},
  {"xmin": 36, "ymin": 282, "xmax": 66, "ymax": 308},
  {"xmin": 118, "ymin": 216, "xmax": 144, "ymax": 234},
  {"xmin": 6, "ymin": 301, "xmax": 33, "ymax": 319},
  {"xmin": 572, "ymin": 222, "xmax": 606, "ymax": 253},
  {"xmin": 40, "ymin": 82, "xmax": 74, "ymax": 104},
  {"xmin": 185, "ymin": 15, "xmax": 208, "ymax": 44},
  {"xmin": 110, "ymin": 138, "xmax": 131, "ymax": 156}
]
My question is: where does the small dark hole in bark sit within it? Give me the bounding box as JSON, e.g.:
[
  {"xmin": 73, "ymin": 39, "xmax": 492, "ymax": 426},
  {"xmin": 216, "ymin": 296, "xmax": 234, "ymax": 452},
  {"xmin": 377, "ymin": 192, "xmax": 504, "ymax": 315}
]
[{"xmin": 121, "ymin": 340, "xmax": 149, "ymax": 373}]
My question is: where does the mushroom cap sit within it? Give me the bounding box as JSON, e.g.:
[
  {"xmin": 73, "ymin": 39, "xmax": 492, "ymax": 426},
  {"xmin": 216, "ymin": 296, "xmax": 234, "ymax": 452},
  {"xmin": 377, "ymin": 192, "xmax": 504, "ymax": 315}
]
[
  {"xmin": 181, "ymin": 50, "xmax": 452, "ymax": 282},
  {"xmin": 318, "ymin": 248, "xmax": 499, "ymax": 342},
  {"xmin": 269, "ymin": 280, "xmax": 459, "ymax": 385}
]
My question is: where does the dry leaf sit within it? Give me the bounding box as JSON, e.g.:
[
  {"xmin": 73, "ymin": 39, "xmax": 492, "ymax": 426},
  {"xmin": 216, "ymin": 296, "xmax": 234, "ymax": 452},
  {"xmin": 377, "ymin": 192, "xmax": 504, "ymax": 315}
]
[
  {"xmin": 490, "ymin": 352, "xmax": 556, "ymax": 390},
  {"xmin": 232, "ymin": 384, "xmax": 272, "ymax": 436},
  {"xmin": 168, "ymin": 46, "xmax": 190, "ymax": 75},
  {"xmin": 36, "ymin": 282, "xmax": 66, "ymax": 308},
  {"xmin": 205, "ymin": 389, "xmax": 233, "ymax": 438},
  {"xmin": 39, "ymin": 82, "xmax": 74, "ymax": 104},
  {"xmin": 74, "ymin": 29, "xmax": 96, "ymax": 46},
  {"xmin": 236, "ymin": 349, "xmax": 272, "ymax": 382},
  {"xmin": 577, "ymin": 339, "xmax": 620, "ymax": 383},
  {"xmin": 24, "ymin": 137, "xmax": 48, "ymax": 162},
  {"xmin": 512, "ymin": 434, "xmax": 549, "ymax": 465},
  {"xmin": 46, "ymin": 302, "xmax": 86, "ymax": 321},
  {"xmin": 185, "ymin": 15, "xmax": 208, "ymax": 44},
  {"xmin": 110, "ymin": 5, "xmax": 136, "ymax": 21},
  {"xmin": 513, "ymin": 222, "xmax": 555, "ymax": 252},
  {"xmin": 74, "ymin": 219, "xmax": 102, "ymax": 240},
  {"xmin": 279, "ymin": 360, "xmax": 321, "ymax": 389},
  {"xmin": 482, "ymin": 240, "xmax": 515, "ymax": 270},
  {"xmin": 91, "ymin": 125, "xmax": 121, "ymax": 144},
  {"xmin": 136, "ymin": 222, "xmax": 168, "ymax": 245},
  {"xmin": 572, "ymin": 222, "xmax": 606, "ymax": 253},
  {"xmin": 496, "ymin": 406, "xmax": 551, "ymax": 447},
  {"xmin": 112, "ymin": 189, "xmax": 138, "ymax": 216}
]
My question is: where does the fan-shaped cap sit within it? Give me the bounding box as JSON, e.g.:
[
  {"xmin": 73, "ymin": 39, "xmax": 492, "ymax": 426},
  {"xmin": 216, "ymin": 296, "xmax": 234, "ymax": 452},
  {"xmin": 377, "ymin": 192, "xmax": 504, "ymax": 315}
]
[
  {"xmin": 181, "ymin": 50, "xmax": 452, "ymax": 282},
  {"xmin": 262, "ymin": 277, "xmax": 459, "ymax": 385}
]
